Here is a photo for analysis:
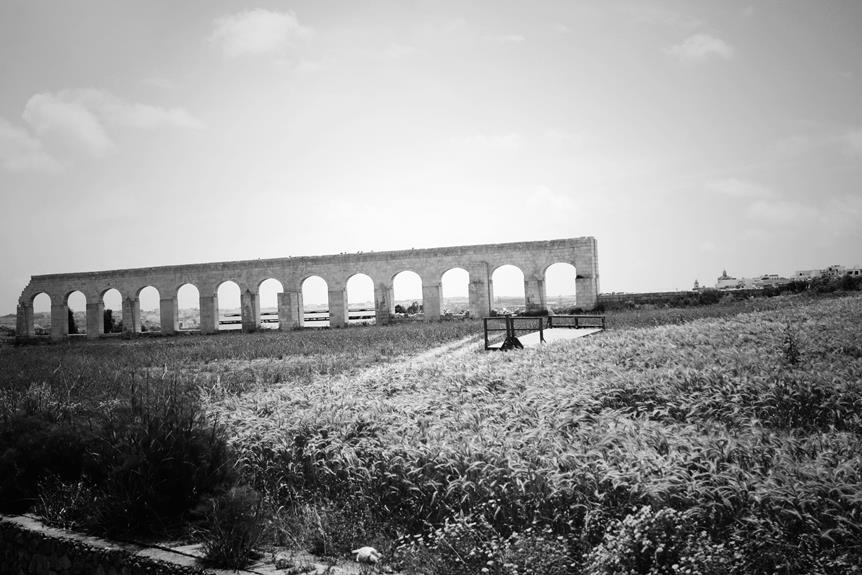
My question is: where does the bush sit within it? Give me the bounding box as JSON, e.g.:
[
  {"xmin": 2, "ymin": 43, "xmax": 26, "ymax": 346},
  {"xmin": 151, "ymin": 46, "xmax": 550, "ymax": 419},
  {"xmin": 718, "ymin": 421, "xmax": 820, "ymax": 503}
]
[
  {"xmin": 584, "ymin": 506, "xmax": 732, "ymax": 575},
  {"xmin": 0, "ymin": 415, "xmax": 96, "ymax": 513},
  {"xmin": 84, "ymin": 382, "xmax": 235, "ymax": 537},
  {"xmin": 0, "ymin": 380, "xmax": 236, "ymax": 539},
  {"xmin": 201, "ymin": 485, "xmax": 265, "ymax": 569}
]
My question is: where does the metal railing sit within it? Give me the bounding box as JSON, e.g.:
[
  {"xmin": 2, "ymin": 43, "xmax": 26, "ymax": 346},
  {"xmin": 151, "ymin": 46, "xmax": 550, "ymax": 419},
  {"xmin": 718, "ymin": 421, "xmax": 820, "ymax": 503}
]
[{"xmin": 484, "ymin": 314, "xmax": 605, "ymax": 350}]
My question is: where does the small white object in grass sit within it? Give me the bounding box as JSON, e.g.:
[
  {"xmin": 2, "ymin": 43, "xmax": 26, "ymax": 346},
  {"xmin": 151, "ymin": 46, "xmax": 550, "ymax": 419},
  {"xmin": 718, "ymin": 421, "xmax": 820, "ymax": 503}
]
[{"xmin": 352, "ymin": 546, "xmax": 381, "ymax": 564}]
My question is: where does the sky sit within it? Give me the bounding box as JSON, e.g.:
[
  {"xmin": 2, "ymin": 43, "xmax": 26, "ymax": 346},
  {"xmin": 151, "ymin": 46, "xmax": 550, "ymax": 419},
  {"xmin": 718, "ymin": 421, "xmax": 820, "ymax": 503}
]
[{"xmin": 2, "ymin": 0, "xmax": 861, "ymax": 314}]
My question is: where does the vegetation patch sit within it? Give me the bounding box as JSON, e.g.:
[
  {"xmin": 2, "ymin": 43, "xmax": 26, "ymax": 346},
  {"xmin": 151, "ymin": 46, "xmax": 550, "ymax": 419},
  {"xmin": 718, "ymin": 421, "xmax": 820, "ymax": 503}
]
[{"xmin": 2, "ymin": 295, "xmax": 861, "ymax": 573}]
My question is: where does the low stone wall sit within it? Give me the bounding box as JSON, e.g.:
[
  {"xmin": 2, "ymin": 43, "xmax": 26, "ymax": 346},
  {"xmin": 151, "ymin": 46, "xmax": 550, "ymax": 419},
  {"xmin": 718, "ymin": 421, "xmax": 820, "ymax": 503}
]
[
  {"xmin": 0, "ymin": 514, "xmax": 370, "ymax": 575},
  {"xmin": 0, "ymin": 515, "xmax": 209, "ymax": 575}
]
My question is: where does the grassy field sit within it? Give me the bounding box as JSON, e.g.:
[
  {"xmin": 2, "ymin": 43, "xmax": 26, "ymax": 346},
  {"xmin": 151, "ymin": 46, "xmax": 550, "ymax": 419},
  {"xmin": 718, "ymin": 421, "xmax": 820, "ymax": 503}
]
[{"xmin": 1, "ymin": 292, "xmax": 861, "ymax": 573}]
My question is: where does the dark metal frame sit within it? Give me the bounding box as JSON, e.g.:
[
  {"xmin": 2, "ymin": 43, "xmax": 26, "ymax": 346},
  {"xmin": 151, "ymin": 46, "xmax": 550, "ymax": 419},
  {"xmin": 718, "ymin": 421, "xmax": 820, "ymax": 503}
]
[{"xmin": 483, "ymin": 314, "xmax": 606, "ymax": 350}]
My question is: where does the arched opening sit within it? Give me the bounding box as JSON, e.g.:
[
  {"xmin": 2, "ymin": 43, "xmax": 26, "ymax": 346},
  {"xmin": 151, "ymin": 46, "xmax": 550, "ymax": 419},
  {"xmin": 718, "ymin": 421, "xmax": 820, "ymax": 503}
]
[
  {"xmin": 441, "ymin": 267, "xmax": 470, "ymax": 317},
  {"xmin": 177, "ymin": 283, "xmax": 200, "ymax": 331},
  {"xmin": 137, "ymin": 286, "xmax": 161, "ymax": 332},
  {"xmin": 490, "ymin": 265, "xmax": 526, "ymax": 315},
  {"xmin": 32, "ymin": 292, "xmax": 51, "ymax": 336},
  {"xmin": 302, "ymin": 275, "xmax": 329, "ymax": 327},
  {"xmin": 545, "ymin": 262, "xmax": 577, "ymax": 313},
  {"xmin": 217, "ymin": 280, "xmax": 242, "ymax": 331},
  {"xmin": 66, "ymin": 290, "xmax": 87, "ymax": 335},
  {"xmin": 258, "ymin": 278, "xmax": 283, "ymax": 330},
  {"xmin": 346, "ymin": 273, "xmax": 375, "ymax": 325},
  {"xmin": 392, "ymin": 270, "xmax": 423, "ymax": 319},
  {"xmin": 101, "ymin": 288, "xmax": 123, "ymax": 334}
]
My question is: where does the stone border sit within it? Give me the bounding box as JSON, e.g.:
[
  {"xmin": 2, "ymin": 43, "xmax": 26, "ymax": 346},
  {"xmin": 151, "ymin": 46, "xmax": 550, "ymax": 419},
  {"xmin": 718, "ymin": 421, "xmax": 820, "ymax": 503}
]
[{"xmin": 0, "ymin": 514, "xmax": 381, "ymax": 575}]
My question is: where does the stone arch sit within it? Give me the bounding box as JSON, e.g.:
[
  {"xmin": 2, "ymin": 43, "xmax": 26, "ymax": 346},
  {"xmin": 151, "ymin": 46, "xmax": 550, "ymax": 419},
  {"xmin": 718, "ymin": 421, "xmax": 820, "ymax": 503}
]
[
  {"xmin": 301, "ymin": 275, "xmax": 329, "ymax": 327},
  {"xmin": 346, "ymin": 272, "xmax": 375, "ymax": 325},
  {"xmin": 101, "ymin": 288, "xmax": 123, "ymax": 334},
  {"xmin": 258, "ymin": 278, "xmax": 283, "ymax": 330},
  {"xmin": 176, "ymin": 283, "xmax": 201, "ymax": 331},
  {"xmin": 136, "ymin": 285, "xmax": 161, "ymax": 333},
  {"xmin": 543, "ymin": 262, "xmax": 577, "ymax": 312},
  {"xmin": 441, "ymin": 267, "xmax": 470, "ymax": 316},
  {"xmin": 29, "ymin": 292, "xmax": 52, "ymax": 336},
  {"xmin": 490, "ymin": 264, "xmax": 526, "ymax": 315},
  {"xmin": 65, "ymin": 290, "xmax": 87, "ymax": 335},
  {"xmin": 216, "ymin": 279, "xmax": 242, "ymax": 331},
  {"xmin": 392, "ymin": 270, "xmax": 423, "ymax": 318}
]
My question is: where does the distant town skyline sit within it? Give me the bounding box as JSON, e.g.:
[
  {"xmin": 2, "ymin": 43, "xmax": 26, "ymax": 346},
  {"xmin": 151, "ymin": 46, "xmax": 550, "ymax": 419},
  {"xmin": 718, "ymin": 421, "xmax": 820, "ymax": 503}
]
[{"xmin": 2, "ymin": 1, "xmax": 861, "ymax": 315}]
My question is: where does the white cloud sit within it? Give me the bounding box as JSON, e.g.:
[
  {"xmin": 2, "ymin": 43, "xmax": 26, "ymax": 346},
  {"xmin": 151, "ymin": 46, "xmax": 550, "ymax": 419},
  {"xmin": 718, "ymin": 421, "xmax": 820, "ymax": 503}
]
[
  {"xmin": 524, "ymin": 185, "xmax": 575, "ymax": 212},
  {"xmin": 0, "ymin": 117, "xmax": 61, "ymax": 173},
  {"xmin": 23, "ymin": 92, "xmax": 114, "ymax": 157},
  {"xmin": 497, "ymin": 34, "xmax": 525, "ymax": 44},
  {"xmin": 453, "ymin": 133, "xmax": 522, "ymax": 151},
  {"xmin": 842, "ymin": 128, "xmax": 862, "ymax": 156},
  {"xmin": 746, "ymin": 199, "xmax": 818, "ymax": 225},
  {"xmin": 622, "ymin": 6, "xmax": 702, "ymax": 30},
  {"xmin": 20, "ymin": 89, "xmax": 203, "ymax": 159},
  {"xmin": 706, "ymin": 178, "xmax": 776, "ymax": 200},
  {"xmin": 210, "ymin": 9, "xmax": 311, "ymax": 58},
  {"xmin": 666, "ymin": 34, "xmax": 734, "ymax": 62},
  {"xmin": 383, "ymin": 43, "xmax": 416, "ymax": 60}
]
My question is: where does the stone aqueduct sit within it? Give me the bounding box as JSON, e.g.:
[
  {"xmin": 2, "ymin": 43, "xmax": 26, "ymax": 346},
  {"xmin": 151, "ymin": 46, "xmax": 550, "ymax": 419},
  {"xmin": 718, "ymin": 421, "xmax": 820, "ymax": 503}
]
[{"xmin": 16, "ymin": 237, "xmax": 599, "ymax": 341}]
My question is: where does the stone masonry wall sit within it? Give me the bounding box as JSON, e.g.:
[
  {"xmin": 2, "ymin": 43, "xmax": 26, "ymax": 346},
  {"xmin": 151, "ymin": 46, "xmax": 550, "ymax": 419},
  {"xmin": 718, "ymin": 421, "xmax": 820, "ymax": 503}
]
[{"xmin": 0, "ymin": 515, "xmax": 210, "ymax": 575}]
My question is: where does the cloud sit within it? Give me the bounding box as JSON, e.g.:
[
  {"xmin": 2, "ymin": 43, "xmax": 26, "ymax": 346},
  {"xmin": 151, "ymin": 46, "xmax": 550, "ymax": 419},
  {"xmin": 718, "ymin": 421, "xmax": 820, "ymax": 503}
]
[
  {"xmin": 453, "ymin": 133, "xmax": 522, "ymax": 151},
  {"xmin": 0, "ymin": 117, "xmax": 61, "ymax": 173},
  {"xmin": 20, "ymin": 89, "xmax": 203, "ymax": 159},
  {"xmin": 622, "ymin": 6, "xmax": 702, "ymax": 30},
  {"xmin": 382, "ymin": 43, "xmax": 416, "ymax": 60},
  {"xmin": 706, "ymin": 178, "xmax": 776, "ymax": 200},
  {"xmin": 524, "ymin": 185, "xmax": 575, "ymax": 212},
  {"xmin": 746, "ymin": 199, "xmax": 818, "ymax": 225},
  {"xmin": 842, "ymin": 128, "xmax": 862, "ymax": 156},
  {"xmin": 24, "ymin": 92, "xmax": 114, "ymax": 157},
  {"xmin": 497, "ymin": 34, "xmax": 525, "ymax": 44},
  {"xmin": 210, "ymin": 9, "xmax": 311, "ymax": 58},
  {"xmin": 666, "ymin": 34, "xmax": 734, "ymax": 62}
]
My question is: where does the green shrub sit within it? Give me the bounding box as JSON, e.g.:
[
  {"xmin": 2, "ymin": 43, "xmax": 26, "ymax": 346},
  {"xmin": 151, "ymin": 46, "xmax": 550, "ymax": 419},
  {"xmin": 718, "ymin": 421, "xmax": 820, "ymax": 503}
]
[
  {"xmin": 0, "ymin": 415, "xmax": 96, "ymax": 513},
  {"xmin": 200, "ymin": 485, "xmax": 265, "ymax": 569},
  {"xmin": 584, "ymin": 506, "xmax": 732, "ymax": 575},
  {"xmin": 84, "ymin": 381, "xmax": 235, "ymax": 537}
]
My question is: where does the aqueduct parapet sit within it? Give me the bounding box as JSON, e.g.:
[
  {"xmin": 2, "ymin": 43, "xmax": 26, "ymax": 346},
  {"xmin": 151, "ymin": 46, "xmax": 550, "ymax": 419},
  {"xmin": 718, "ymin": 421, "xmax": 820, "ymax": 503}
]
[{"xmin": 16, "ymin": 237, "xmax": 599, "ymax": 340}]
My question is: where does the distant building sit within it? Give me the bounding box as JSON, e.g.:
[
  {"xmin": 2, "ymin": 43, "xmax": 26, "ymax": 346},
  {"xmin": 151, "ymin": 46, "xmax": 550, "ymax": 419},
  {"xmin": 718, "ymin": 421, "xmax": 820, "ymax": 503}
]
[
  {"xmin": 792, "ymin": 269, "xmax": 823, "ymax": 280},
  {"xmin": 716, "ymin": 269, "xmax": 743, "ymax": 290}
]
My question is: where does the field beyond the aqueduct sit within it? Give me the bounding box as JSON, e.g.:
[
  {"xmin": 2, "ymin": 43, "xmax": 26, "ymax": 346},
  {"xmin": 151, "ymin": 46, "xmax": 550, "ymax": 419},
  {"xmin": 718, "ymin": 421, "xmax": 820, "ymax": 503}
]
[{"xmin": 2, "ymin": 293, "xmax": 861, "ymax": 574}]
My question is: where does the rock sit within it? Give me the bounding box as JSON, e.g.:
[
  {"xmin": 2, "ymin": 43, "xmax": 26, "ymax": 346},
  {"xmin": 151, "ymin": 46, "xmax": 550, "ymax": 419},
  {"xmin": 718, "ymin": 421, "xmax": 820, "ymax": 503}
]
[
  {"xmin": 274, "ymin": 551, "xmax": 294, "ymax": 569},
  {"xmin": 351, "ymin": 546, "xmax": 380, "ymax": 564}
]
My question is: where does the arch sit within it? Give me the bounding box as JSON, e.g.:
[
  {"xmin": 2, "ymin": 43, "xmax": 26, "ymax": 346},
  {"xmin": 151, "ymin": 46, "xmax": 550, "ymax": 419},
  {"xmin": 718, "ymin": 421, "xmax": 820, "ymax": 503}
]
[
  {"xmin": 490, "ymin": 264, "xmax": 526, "ymax": 315},
  {"xmin": 346, "ymin": 273, "xmax": 375, "ymax": 325},
  {"xmin": 441, "ymin": 267, "xmax": 470, "ymax": 316},
  {"xmin": 176, "ymin": 283, "xmax": 200, "ymax": 331},
  {"xmin": 301, "ymin": 275, "xmax": 329, "ymax": 327},
  {"xmin": 101, "ymin": 288, "xmax": 123, "ymax": 334},
  {"xmin": 392, "ymin": 270, "xmax": 423, "ymax": 318},
  {"xmin": 216, "ymin": 280, "xmax": 242, "ymax": 331},
  {"xmin": 65, "ymin": 290, "xmax": 87, "ymax": 335},
  {"xmin": 258, "ymin": 278, "xmax": 283, "ymax": 330},
  {"xmin": 544, "ymin": 262, "xmax": 577, "ymax": 312},
  {"xmin": 31, "ymin": 292, "xmax": 51, "ymax": 336},
  {"xmin": 136, "ymin": 285, "xmax": 161, "ymax": 332}
]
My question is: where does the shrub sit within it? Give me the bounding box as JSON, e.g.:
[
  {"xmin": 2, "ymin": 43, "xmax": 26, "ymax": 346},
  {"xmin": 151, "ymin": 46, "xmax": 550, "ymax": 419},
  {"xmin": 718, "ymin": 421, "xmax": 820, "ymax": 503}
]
[
  {"xmin": 584, "ymin": 506, "xmax": 732, "ymax": 575},
  {"xmin": 84, "ymin": 381, "xmax": 235, "ymax": 537},
  {"xmin": 200, "ymin": 485, "xmax": 265, "ymax": 569},
  {"xmin": 0, "ymin": 415, "xmax": 96, "ymax": 513}
]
